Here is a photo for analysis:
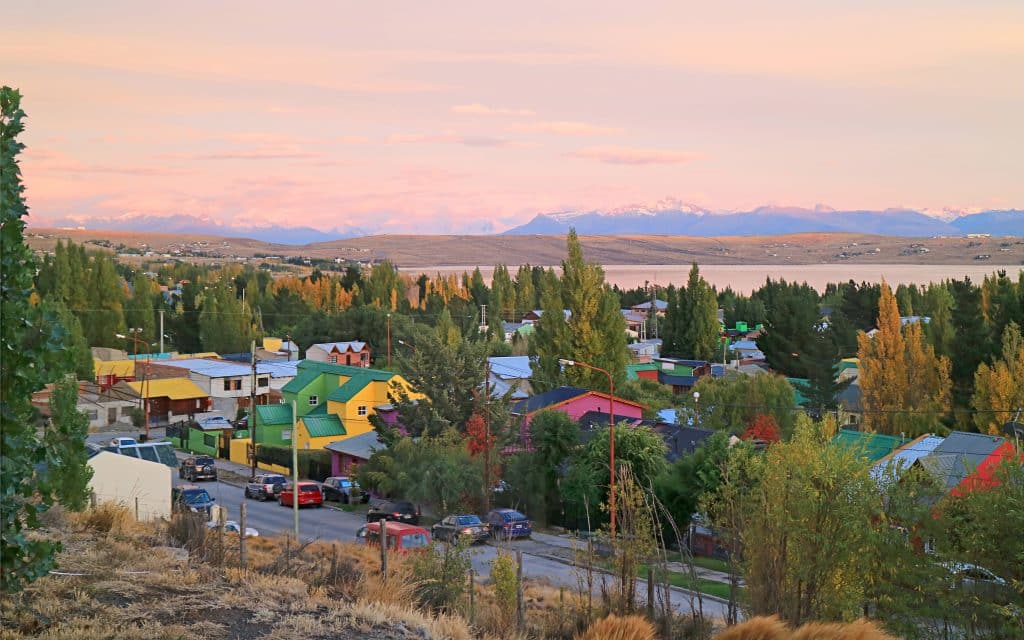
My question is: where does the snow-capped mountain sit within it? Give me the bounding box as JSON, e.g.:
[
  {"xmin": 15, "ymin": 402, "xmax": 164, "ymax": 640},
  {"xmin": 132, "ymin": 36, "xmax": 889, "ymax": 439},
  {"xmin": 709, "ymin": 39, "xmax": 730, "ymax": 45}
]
[{"xmin": 503, "ymin": 203, "xmax": 1023, "ymax": 237}]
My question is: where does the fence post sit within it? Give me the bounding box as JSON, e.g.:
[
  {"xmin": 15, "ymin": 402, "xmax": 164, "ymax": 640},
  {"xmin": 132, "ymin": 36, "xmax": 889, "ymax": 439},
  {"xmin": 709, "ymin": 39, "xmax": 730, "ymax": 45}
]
[
  {"xmin": 516, "ymin": 549, "xmax": 524, "ymax": 630},
  {"xmin": 646, "ymin": 565, "xmax": 655, "ymax": 618},
  {"xmin": 134, "ymin": 496, "xmax": 139, "ymax": 521},
  {"xmin": 468, "ymin": 568, "xmax": 475, "ymax": 625},
  {"xmin": 239, "ymin": 502, "xmax": 248, "ymax": 567},
  {"xmin": 379, "ymin": 518, "xmax": 388, "ymax": 579}
]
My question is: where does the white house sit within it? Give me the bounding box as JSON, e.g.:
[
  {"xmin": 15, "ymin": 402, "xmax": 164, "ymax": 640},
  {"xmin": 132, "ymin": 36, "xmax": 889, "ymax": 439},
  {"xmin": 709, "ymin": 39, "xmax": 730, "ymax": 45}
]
[
  {"xmin": 88, "ymin": 450, "xmax": 172, "ymax": 521},
  {"xmin": 153, "ymin": 358, "xmax": 298, "ymax": 415}
]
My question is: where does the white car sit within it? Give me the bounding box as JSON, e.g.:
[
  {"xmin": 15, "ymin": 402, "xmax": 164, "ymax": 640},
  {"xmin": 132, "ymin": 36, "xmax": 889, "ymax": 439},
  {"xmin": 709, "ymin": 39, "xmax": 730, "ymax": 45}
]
[
  {"xmin": 207, "ymin": 520, "xmax": 259, "ymax": 537},
  {"xmin": 198, "ymin": 416, "xmax": 232, "ymax": 430},
  {"xmin": 110, "ymin": 437, "xmax": 137, "ymax": 447}
]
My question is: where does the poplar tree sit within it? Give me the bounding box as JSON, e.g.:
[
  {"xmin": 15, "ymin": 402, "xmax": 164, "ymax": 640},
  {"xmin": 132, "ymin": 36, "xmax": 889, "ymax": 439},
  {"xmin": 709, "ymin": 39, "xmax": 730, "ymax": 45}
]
[
  {"xmin": 681, "ymin": 263, "xmax": 721, "ymax": 361},
  {"xmin": 531, "ymin": 268, "xmax": 569, "ymax": 392},
  {"xmin": 514, "ymin": 264, "xmax": 536, "ymax": 318},
  {"xmin": 972, "ymin": 322, "xmax": 1024, "ymax": 435},
  {"xmin": 857, "ymin": 281, "xmax": 951, "ymax": 436},
  {"xmin": 125, "ymin": 274, "xmax": 158, "ymax": 351}
]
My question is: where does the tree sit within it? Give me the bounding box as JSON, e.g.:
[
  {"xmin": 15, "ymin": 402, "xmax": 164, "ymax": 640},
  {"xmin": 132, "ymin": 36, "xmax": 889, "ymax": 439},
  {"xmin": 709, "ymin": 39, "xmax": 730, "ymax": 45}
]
[
  {"xmin": 972, "ymin": 322, "xmax": 1024, "ymax": 435},
  {"xmin": 690, "ymin": 373, "xmax": 799, "ymax": 437},
  {"xmin": 44, "ymin": 375, "xmax": 93, "ymax": 511},
  {"xmin": 615, "ymin": 378, "xmax": 677, "ymax": 420},
  {"xmin": 41, "ymin": 299, "xmax": 94, "ymax": 380},
  {"xmin": 125, "ymin": 274, "xmax": 158, "ymax": 350},
  {"xmin": 949, "ymin": 278, "xmax": 990, "ymax": 412},
  {"xmin": 198, "ymin": 278, "xmax": 255, "ymax": 353},
  {"xmin": 921, "ymin": 283, "xmax": 955, "ymax": 358},
  {"xmin": 743, "ymin": 414, "xmax": 781, "ymax": 443},
  {"xmin": 857, "ymin": 281, "xmax": 951, "ymax": 436},
  {"xmin": 1, "ymin": 87, "xmax": 90, "ymax": 591},
  {"xmin": 528, "ymin": 410, "xmax": 579, "ymax": 525},
  {"xmin": 724, "ymin": 416, "xmax": 884, "ymax": 625},
  {"xmin": 654, "ymin": 431, "xmax": 730, "ymax": 539},
  {"xmin": 531, "ymin": 268, "xmax": 569, "ymax": 392},
  {"xmin": 560, "ymin": 230, "xmax": 629, "ymax": 391},
  {"xmin": 681, "ymin": 264, "xmax": 721, "ymax": 361}
]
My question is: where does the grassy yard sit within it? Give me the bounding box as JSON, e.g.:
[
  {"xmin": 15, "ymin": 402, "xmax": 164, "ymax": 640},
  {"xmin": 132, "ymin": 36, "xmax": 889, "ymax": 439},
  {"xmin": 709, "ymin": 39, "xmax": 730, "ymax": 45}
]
[
  {"xmin": 638, "ymin": 564, "xmax": 741, "ymax": 601},
  {"xmin": 658, "ymin": 551, "xmax": 731, "ymax": 574}
]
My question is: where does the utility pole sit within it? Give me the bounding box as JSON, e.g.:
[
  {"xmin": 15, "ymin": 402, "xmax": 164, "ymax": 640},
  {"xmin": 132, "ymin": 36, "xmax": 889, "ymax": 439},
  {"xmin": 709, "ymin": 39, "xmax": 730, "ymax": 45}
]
[
  {"xmin": 292, "ymin": 400, "xmax": 299, "ymax": 539},
  {"xmin": 158, "ymin": 309, "xmax": 165, "ymax": 354},
  {"xmin": 484, "ymin": 359, "xmax": 492, "ymax": 513},
  {"xmin": 386, "ymin": 313, "xmax": 391, "ymax": 368},
  {"xmin": 249, "ymin": 340, "xmax": 258, "ymax": 479}
]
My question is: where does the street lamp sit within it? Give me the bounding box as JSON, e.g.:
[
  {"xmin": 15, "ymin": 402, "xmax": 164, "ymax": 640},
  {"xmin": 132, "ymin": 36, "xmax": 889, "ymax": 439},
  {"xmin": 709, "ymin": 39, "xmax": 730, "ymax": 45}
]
[
  {"xmin": 558, "ymin": 358, "xmax": 618, "ymax": 538},
  {"xmin": 386, "ymin": 313, "xmax": 392, "ymax": 367},
  {"xmin": 693, "ymin": 391, "xmax": 700, "ymax": 427},
  {"xmin": 117, "ymin": 329, "xmax": 152, "ymax": 441}
]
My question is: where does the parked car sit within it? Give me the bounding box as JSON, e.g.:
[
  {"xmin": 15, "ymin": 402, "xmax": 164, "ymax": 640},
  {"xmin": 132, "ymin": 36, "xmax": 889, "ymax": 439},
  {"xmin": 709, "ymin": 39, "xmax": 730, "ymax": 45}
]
[
  {"xmin": 179, "ymin": 455, "xmax": 217, "ymax": 481},
  {"xmin": 939, "ymin": 562, "xmax": 1013, "ymax": 605},
  {"xmin": 244, "ymin": 474, "xmax": 287, "ymax": 501},
  {"xmin": 357, "ymin": 521, "xmax": 431, "ymax": 552},
  {"xmin": 321, "ymin": 476, "xmax": 366, "ymax": 504},
  {"xmin": 278, "ymin": 481, "xmax": 324, "ymax": 508},
  {"xmin": 432, "ymin": 514, "xmax": 490, "ymax": 544},
  {"xmin": 486, "ymin": 508, "xmax": 532, "ymax": 540},
  {"xmin": 206, "ymin": 520, "xmax": 259, "ymax": 537},
  {"xmin": 366, "ymin": 498, "xmax": 420, "ymax": 525},
  {"xmin": 197, "ymin": 415, "xmax": 232, "ymax": 430},
  {"xmin": 110, "ymin": 436, "xmax": 137, "ymax": 448},
  {"xmin": 171, "ymin": 484, "xmax": 215, "ymax": 518}
]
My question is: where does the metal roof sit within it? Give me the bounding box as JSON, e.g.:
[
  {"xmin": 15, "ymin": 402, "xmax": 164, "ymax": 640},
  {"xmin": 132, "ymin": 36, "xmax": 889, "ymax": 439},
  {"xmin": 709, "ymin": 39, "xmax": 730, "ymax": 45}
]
[
  {"xmin": 327, "ymin": 374, "xmax": 373, "ymax": 403},
  {"xmin": 488, "ymin": 356, "xmax": 533, "ymax": 379},
  {"xmin": 154, "ymin": 358, "xmax": 298, "ymax": 379},
  {"xmin": 871, "ymin": 434, "xmax": 945, "ymax": 483},
  {"xmin": 918, "ymin": 431, "xmax": 1006, "ymax": 492},
  {"xmin": 302, "ymin": 414, "xmax": 346, "ymax": 438},
  {"xmin": 255, "ymin": 403, "xmax": 293, "ymax": 425},
  {"xmin": 310, "ymin": 341, "xmax": 367, "ymax": 353},
  {"xmin": 324, "ymin": 431, "xmax": 385, "ymax": 460},
  {"xmin": 512, "ymin": 386, "xmax": 589, "ymax": 415},
  {"xmin": 831, "ymin": 429, "xmax": 910, "ymax": 462},
  {"xmin": 125, "ymin": 378, "xmax": 207, "ymax": 400}
]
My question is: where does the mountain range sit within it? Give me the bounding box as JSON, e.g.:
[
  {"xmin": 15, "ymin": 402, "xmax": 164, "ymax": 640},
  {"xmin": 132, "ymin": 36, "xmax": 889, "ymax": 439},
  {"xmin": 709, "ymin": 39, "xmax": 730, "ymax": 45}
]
[
  {"xmin": 503, "ymin": 203, "xmax": 1024, "ymax": 237},
  {"xmin": 41, "ymin": 204, "xmax": 1023, "ymax": 244}
]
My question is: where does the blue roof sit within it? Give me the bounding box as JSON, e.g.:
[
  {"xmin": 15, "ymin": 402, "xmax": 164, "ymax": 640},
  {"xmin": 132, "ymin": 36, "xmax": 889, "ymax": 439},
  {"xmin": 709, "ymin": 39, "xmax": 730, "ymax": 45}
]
[
  {"xmin": 155, "ymin": 358, "xmax": 298, "ymax": 379},
  {"xmin": 488, "ymin": 356, "xmax": 533, "ymax": 379},
  {"xmin": 658, "ymin": 371, "xmax": 698, "ymax": 387},
  {"xmin": 512, "ymin": 386, "xmax": 589, "ymax": 415},
  {"xmin": 658, "ymin": 409, "xmax": 678, "ymax": 424},
  {"xmin": 633, "ymin": 300, "xmax": 668, "ymax": 311}
]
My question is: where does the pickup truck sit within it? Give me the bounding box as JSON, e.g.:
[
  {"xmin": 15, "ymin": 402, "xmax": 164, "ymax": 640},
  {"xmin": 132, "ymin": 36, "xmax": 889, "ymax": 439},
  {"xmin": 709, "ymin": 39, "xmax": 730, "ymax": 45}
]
[
  {"xmin": 179, "ymin": 455, "xmax": 217, "ymax": 482},
  {"xmin": 244, "ymin": 473, "xmax": 287, "ymax": 501}
]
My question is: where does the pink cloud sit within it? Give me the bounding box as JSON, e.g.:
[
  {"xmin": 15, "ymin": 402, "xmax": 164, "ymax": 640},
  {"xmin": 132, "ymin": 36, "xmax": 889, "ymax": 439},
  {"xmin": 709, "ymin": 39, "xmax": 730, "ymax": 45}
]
[
  {"xmin": 513, "ymin": 120, "xmax": 623, "ymax": 136},
  {"xmin": 194, "ymin": 150, "xmax": 326, "ymax": 160},
  {"xmin": 567, "ymin": 146, "xmax": 702, "ymax": 165},
  {"xmin": 452, "ymin": 103, "xmax": 536, "ymax": 117},
  {"xmin": 387, "ymin": 133, "xmax": 514, "ymax": 147}
]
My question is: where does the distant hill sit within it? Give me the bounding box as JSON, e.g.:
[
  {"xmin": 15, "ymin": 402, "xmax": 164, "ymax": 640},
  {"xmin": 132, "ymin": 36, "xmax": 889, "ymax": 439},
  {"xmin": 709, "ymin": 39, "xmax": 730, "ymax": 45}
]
[
  {"xmin": 504, "ymin": 206, "xmax": 1022, "ymax": 237},
  {"xmin": 45, "ymin": 213, "xmax": 364, "ymax": 245}
]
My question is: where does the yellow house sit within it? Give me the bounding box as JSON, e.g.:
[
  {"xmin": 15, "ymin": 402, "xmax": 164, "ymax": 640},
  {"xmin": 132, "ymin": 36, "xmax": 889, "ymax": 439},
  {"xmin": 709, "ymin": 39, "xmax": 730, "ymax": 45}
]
[{"xmin": 263, "ymin": 360, "xmax": 423, "ymax": 451}]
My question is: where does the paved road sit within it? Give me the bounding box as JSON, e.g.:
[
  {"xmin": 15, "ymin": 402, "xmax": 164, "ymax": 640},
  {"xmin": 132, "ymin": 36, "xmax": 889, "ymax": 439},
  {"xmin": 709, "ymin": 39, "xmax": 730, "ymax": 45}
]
[{"xmin": 88, "ymin": 430, "xmax": 728, "ymax": 619}]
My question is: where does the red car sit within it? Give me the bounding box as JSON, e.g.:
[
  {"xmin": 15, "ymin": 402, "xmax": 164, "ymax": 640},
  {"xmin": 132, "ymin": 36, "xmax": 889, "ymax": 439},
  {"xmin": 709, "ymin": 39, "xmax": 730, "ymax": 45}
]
[{"xmin": 277, "ymin": 481, "xmax": 323, "ymax": 508}]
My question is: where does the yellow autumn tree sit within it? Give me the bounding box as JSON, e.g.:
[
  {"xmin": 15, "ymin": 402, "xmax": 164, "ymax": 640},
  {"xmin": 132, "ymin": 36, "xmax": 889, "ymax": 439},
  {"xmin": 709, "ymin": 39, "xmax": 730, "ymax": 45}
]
[
  {"xmin": 972, "ymin": 322, "xmax": 1024, "ymax": 435},
  {"xmin": 857, "ymin": 281, "xmax": 951, "ymax": 436}
]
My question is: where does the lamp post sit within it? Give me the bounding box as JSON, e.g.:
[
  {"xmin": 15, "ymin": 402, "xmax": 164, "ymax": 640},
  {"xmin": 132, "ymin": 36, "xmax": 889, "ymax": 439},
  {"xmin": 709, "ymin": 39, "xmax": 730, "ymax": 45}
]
[
  {"xmin": 693, "ymin": 391, "xmax": 700, "ymax": 427},
  {"xmin": 117, "ymin": 329, "xmax": 151, "ymax": 441},
  {"xmin": 558, "ymin": 358, "xmax": 617, "ymax": 538},
  {"xmin": 386, "ymin": 313, "xmax": 392, "ymax": 368}
]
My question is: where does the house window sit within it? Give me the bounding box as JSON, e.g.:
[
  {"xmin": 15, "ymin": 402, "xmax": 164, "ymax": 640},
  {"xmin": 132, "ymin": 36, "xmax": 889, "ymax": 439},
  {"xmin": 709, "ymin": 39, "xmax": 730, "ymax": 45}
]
[
  {"xmin": 308, "ymin": 395, "xmax": 318, "ymax": 406},
  {"xmin": 87, "ymin": 410, "xmax": 99, "ymax": 421},
  {"xmin": 223, "ymin": 379, "xmax": 232, "ymax": 391},
  {"xmin": 357, "ymin": 405, "xmax": 367, "ymax": 417},
  {"xmin": 233, "ymin": 379, "xmax": 242, "ymax": 391},
  {"xmin": 257, "ymin": 377, "xmax": 269, "ymax": 387},
  {"xmin": 282, "ymin": 430, "xmax": 291, "ymax": 441},
  {"xmin": 328, "ymin": 355, "xmax": 338, "ymax": 364}
]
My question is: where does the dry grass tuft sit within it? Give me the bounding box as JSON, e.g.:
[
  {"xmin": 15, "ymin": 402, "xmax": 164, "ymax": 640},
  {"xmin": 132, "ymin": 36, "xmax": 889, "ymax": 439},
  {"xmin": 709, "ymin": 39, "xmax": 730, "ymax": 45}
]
[
  {"xmin": 575, "ymin": 613, "xmax": 658, "ymax": 640},
  {"xmin": 72, "ymin": 502, "xmax": 138, "ymax": 534},
  {"xmin": 713, "ymin": 616, "xmax": 896, "ymax": 640}
]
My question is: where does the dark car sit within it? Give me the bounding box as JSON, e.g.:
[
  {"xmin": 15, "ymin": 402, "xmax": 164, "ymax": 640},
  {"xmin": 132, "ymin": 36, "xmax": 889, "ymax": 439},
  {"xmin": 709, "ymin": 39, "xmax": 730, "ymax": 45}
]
[
  {"xmin": 172, "ymin": 484, "xmax": 215, "ymax": 519},
  {"xmin": 321, "ymin": 476, "xmax": 366, "ymax": 504},
  {"xmin": 179, "ymin": 455, "xmax": 217, "ymax": 482},
  {"xmin": 244, "ymin": 473, "xmax": 287, "ymax": 501},
  {"xmin": 366, "ymin": 498, "xmax": 420, "ymax": 525},
  {"xmin": 486, "ymin": 508, "xmax": 532, "ymax": 540},
  {"xmin": 432, "ymin": 514, "xmax": 490, "ymax": 544}
]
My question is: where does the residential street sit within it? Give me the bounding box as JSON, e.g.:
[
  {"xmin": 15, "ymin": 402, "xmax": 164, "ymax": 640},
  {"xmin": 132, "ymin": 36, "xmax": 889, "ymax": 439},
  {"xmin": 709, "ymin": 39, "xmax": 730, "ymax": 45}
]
[{"xmin": 88, "ymin": 429, "xmax": 730, "ymax": 620}]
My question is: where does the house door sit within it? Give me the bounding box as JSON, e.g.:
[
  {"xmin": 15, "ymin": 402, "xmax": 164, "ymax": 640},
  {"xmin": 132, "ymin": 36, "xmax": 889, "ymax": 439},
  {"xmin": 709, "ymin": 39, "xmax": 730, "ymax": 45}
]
[
  {"xmin": 219, "ymin": 432, "xmax": 231, "ymax": 459},
  {"xmin": 107, "ymin": 407, "xmax": 117, "ymax": 424}
]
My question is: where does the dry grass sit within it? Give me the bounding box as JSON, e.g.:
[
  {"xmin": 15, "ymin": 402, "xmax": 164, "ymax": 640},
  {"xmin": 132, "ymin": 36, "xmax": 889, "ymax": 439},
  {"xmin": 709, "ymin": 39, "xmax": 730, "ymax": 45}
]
[
  {"xmin": 712, "ymin": 616, "xmax": 896, "ymax": 640},
  {"xmin": 576, "ymin": 614, "xmax": 658, "ymax": 640}
]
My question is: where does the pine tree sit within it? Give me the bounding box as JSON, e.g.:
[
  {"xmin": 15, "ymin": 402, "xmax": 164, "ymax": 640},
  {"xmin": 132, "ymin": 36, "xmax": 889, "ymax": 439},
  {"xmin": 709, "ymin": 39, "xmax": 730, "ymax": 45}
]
[
  {"xmin": 857, "ymin": 281, "xmax": 951, "ymax": 436},
  {"xmin": 681, "ymin": 263, "xmax": 721, "ymax": 361},
  {"xmin": 921, "ymin": 283, "xmax": 955, "ymax": 358},
  {"xmin": 125, "ymin": 274, "xmax": 157, "ymax": 352},
  {"xmin": 514, "ymin": 264, "xmax": 536, "ymax": 319},
  {"xmin": 45, "ymin": 375, "xmax": 93, "ymax": 511},
  {"xmin": 531, "ymin": 268, "xmax": 569, "ymax": 392}
]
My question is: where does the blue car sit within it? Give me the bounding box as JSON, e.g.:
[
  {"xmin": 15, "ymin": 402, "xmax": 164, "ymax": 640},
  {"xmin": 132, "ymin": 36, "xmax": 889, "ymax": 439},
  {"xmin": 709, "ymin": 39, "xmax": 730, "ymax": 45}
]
[{"xmin": 486, "ymin": 508, "xmax": 532, "ymax": 540}]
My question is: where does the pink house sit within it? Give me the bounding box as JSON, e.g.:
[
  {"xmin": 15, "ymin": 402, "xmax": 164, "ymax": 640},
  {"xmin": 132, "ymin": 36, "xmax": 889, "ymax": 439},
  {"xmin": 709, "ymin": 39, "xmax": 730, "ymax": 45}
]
[{"xmin": 511, "ymin": 386, "xmax": 645, "ymax": 448}]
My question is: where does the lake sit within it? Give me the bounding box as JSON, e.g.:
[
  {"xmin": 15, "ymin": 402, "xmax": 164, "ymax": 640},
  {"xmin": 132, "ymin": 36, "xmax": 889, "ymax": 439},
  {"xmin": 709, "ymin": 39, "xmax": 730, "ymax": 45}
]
[{"xmin": 412, "ymin": 264, "xmax": 1023, "ymax": 294}]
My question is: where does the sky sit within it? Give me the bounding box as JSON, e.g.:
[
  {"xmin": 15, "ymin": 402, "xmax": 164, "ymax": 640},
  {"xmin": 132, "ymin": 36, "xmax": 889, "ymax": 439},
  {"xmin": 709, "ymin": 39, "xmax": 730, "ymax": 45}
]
[{"xmin": 4, "ymin": 1, "xmax": 1023, "ymax": 234}]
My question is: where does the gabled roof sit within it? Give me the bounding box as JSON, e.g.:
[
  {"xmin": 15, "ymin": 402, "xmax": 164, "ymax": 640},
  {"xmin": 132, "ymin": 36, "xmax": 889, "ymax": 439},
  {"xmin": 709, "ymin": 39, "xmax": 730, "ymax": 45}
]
[
  {"xmin": 324, "ymin": 431, "xmax": 385, "ymax": 460},
  {"xmin": 871, "ymin": 434, "xmax": 945, "ymax": 483},
  {"xmin": 659, "ymin": 425, "xmax": 716, "ymax": 461},
  {"xmin": 255, "ymin": 403, "xmax": 293, "ymax": 426},
  {"xmin": 512, "ymin": 386, "xmax": 589, "ymax": 415},
  {"xmin": 655, "ymin": 357, "xmax": 709, "ymax": 368},
  {"xmin": 626, "ymin": 362, "xmax": 659, "ymax": 381},
  {"xmin": 281, "ymin": 368, "xmax": 321, "ymax": 394},
  {"xmin": 94, "ymin": 359, "xmax": 135, "ymax": 378},
  {"xmin": 294, "ymin": 359, "xmax": 395, "ymax": 381},
  {"xmin": 327, "ymin": 374, "xmax": 374, "ymax": 403},
  {"xmin": 125, "ymin": 378, "xmax": 207, "ymax": 400},
  {"xmin": 632, "ymin": 300, "xmax": 668, "ymax": 311},
  {"xmin": 310, "ymin": 341, "xmax": 367, "ymax": 353},
  {"xmin": 302, "ymin": 414, "xmax": 346, "ymax": 438},
  {"xmin": 657, "ymin": 371, "xmax": 698, "ymax": 387},
  {"xmin": 831, "ymin": 429, "xmax": 909, "ymax": 462},
  {"xmin": 918, "ymin": 431, "xmax": 1006, "ymax": 493},
  {"xmin": 488, "ymin": 356, "xmax": 533, "ymax": 380},
  {"xmin": 155, "ymin": 357, "xmax": 298, "ymax": 379}
]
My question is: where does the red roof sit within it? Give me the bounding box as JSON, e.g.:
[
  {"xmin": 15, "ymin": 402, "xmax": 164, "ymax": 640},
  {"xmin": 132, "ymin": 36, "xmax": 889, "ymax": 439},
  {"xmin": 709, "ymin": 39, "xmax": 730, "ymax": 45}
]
[{"xmin": 950, "ymin": 441, "xmax": 1021, "ymax": 496}]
